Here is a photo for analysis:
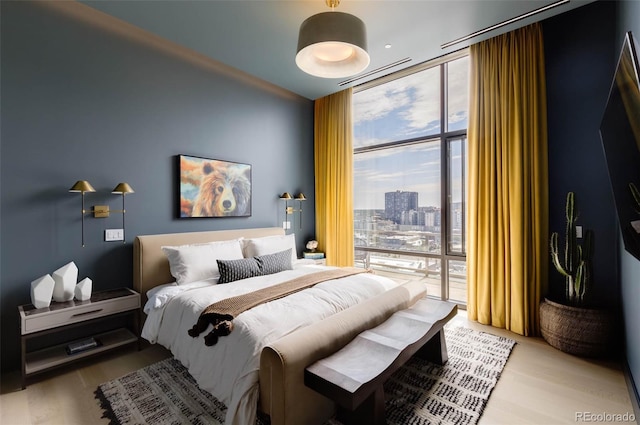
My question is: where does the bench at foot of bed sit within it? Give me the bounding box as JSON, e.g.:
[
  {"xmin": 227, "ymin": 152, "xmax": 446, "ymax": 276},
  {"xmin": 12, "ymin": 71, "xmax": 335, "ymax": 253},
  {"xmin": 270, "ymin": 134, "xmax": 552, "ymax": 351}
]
[{"xmin": 304, "ymin": 298, "xmax": 457, "ymax": 425}]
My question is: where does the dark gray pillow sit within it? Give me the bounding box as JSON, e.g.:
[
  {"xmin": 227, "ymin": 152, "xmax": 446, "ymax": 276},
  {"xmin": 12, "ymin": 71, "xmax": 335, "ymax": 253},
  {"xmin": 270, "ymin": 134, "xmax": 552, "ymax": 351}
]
[
  {"xmin": 217, "ymin": 248, "xmax": 293, "ymax": 284},
  {"xmin": 217, "ymin": 257, "xmax": 262, "ymax": 284},
  {"xmin": 256, "ymin": 249, "xmax": 293, "ymax": 275}
]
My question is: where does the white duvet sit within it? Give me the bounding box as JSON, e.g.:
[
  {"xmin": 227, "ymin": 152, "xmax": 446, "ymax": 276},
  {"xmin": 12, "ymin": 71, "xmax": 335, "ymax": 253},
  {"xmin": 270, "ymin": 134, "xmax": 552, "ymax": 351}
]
[{"xmin": 141, "ymin": 265, "xmax": 398, "ymax": 425}]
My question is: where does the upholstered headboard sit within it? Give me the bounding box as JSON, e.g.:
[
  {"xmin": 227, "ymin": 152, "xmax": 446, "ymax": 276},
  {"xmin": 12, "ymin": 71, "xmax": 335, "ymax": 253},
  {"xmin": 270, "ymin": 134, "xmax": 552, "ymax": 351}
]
[{"xmin": 133, "ymin": 227, "xmax": 285, "ymax": 303}]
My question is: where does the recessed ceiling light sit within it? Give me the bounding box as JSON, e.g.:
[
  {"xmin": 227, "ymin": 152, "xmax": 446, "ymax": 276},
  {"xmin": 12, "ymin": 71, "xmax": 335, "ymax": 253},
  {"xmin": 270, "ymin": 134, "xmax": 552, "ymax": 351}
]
[{"xmin": 385, "ymin": 44, "xmax": 392, "ymax": 49}]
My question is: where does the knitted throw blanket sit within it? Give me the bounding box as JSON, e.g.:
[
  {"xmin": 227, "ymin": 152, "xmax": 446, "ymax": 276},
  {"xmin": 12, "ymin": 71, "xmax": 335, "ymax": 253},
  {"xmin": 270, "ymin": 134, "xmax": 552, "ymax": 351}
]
[{"xmin": 187, "ymin": 267, "xmax": 370, "ymax": 346}]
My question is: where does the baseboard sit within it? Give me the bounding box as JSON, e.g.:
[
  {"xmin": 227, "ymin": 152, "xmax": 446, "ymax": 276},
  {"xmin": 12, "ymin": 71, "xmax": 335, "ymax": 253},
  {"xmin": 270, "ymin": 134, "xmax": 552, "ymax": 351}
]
[{"xmin": 623, "ymin": 359, "xmax": 640, "ymax": 420}]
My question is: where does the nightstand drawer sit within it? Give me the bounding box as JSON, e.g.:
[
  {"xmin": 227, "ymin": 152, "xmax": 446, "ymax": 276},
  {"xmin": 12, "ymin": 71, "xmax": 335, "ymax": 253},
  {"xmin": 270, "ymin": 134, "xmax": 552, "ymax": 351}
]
[{"xmin": 20, "ymin": 290, "xmax": 140, "ymax": 335}]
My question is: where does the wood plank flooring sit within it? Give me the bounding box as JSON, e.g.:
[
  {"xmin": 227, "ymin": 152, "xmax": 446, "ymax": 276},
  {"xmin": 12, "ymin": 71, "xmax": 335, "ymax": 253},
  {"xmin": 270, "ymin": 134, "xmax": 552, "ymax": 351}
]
[{"xmin": 1, "ymin": 312, "xmax": 636, "ymax": 425}]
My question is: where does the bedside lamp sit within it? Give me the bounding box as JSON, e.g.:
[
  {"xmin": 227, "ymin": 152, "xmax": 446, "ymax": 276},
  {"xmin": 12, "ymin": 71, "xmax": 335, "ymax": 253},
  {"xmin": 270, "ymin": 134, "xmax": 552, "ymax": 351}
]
[
  {"xmin": 69, "ymin": 180, "xmax": 96, "ymax": 247},
  {"xmin": 279, "ymin": 192, "xmax": 294, "ymax": 215},
  {"xmin": 112, "ymin": 183, "xmax": 135, "ymax": 243},
  {"xmin": 294, "ymin": 193, "xmax": 306, "ymax": 229}
]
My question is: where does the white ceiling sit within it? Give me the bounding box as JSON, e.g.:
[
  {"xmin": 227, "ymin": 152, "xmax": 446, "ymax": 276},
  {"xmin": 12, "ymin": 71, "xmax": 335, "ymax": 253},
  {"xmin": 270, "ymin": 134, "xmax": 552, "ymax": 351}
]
[{"xmin": 82, "ymin": 0, "xmax": 594, "ymax": 100}]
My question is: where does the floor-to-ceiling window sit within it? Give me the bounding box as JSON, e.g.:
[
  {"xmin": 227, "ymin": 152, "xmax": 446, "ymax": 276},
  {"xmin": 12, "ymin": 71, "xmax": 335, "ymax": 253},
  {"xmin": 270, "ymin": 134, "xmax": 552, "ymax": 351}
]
[{"xmin": 353, "ymin": 50, "xmax": 469, "ymax": 305}]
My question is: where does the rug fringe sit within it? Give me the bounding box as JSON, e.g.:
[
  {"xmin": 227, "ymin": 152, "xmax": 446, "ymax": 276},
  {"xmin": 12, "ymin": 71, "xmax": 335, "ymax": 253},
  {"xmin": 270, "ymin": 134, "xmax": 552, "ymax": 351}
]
[{"xmin": 94, "ymin": 386, "xmax": 120, "ymax": 425}]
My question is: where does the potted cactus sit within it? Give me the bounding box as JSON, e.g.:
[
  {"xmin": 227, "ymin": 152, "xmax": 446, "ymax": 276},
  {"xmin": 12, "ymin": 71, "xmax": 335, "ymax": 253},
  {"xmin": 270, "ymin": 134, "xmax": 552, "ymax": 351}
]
[
  {"xmin": 540, "ymin": 192, "xmax": 615, "ymax": 357},
  {"xmin": 549, "ymin": 192, "xmax": 593, "ymax": 306}
]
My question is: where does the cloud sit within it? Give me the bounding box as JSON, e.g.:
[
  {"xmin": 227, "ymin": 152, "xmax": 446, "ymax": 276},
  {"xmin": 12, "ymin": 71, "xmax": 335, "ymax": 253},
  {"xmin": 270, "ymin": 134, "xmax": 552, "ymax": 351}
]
[
  {"xmin": 354, "ymin": 67, "xmax": 441, "ymax": 143},
  {"xmin": 353, "ymin": 84, "xmax": 410, "ymax": 124}
]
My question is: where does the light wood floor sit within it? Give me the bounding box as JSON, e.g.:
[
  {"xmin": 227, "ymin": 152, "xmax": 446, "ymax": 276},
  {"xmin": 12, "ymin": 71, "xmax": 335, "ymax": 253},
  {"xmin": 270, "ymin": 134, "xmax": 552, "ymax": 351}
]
[{"xmin": 1, "ymin": 313, "xmax": 636, "ymax": 425}]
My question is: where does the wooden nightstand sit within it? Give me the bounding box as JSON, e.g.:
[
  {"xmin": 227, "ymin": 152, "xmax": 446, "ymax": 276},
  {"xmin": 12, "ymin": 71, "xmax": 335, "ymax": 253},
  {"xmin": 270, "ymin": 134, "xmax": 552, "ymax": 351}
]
[{"xmin": 18, "ymin": 287, "xmax": 140, "ymax": 389}]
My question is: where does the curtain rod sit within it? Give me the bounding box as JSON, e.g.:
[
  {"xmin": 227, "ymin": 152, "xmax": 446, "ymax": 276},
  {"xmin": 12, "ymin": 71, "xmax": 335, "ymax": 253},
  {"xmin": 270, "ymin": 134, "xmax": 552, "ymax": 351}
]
[{"xmin": 440, "ymin": 0, "xmax": 570, "ymax": 49}]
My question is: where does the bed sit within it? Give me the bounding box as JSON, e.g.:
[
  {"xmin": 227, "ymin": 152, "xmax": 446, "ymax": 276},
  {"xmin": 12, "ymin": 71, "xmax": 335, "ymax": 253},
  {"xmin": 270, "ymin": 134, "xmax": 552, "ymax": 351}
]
[{"xmin": 134, "ymin": 227, "xmax": 427, "ymax": 425}]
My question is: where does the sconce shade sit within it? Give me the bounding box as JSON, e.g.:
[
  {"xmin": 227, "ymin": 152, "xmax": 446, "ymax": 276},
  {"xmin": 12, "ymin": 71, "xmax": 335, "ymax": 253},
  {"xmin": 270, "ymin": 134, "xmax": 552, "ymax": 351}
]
[
  {"xmin": 69, "ymin": 180, "xmax": 96, "ymax": 193},
  {"xmin": 296, "ymin": 11, "xmax": 369, "ymax": 78},
  {"xmin": 112, "ymin": 182, "xmax": 135, "ymax": 194},
  {"xmin": 295, "ymin": 193, "xmax": 307, "ymax": 201},
  {"xmin": 280, "ymin": 192, "xmax": 293, "ymax": 200}
]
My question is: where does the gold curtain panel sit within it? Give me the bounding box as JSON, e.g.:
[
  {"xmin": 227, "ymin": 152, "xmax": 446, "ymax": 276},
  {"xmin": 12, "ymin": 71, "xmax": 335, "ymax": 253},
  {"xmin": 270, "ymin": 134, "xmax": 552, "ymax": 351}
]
[
  {"xmin": 314, "ymin": 88, "xmax": 355, "ymax": 267},
  {"xmin": 467, "ymin": 23, "xmax": 549, "ymax": 336}
]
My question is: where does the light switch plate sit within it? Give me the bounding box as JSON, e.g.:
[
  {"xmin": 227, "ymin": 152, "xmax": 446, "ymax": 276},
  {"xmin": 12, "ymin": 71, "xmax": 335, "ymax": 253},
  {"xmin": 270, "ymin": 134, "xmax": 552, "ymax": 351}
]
[{"xmin": 105, "ymin": 229, "xmax": 124, "ymax": 241}]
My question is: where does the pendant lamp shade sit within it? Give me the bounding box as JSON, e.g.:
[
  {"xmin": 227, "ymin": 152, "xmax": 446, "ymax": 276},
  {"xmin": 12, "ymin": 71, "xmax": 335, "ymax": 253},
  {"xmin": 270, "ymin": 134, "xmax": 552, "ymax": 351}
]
[{"xmin": 296, "ymin": 11, "xmax": 369, "ymax": 78}]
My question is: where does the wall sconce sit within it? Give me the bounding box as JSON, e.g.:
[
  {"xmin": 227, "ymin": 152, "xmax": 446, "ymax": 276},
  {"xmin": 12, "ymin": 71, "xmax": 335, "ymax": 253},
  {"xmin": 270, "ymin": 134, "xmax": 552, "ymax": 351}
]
[
  {"xmin": 279, "ymin": 192, "xmax": 306, "ymax": 230},
  {"xmin": 112, "ymin": 183, "xmax": 135, "ymax": 243},
  {"xmin": 280, "ymin": 192, "xmax": 294, "ymax": 215},
  {"xmin": 69, "ymin": 180, "xmax": 96, "ymax": 247},
  {"xmin": 69, "ymin": 180, "xmax": 135, "ymax": 246},
  {"xmin": 294, "ymin": 193, "xmax": 306, "ymax": 229}
]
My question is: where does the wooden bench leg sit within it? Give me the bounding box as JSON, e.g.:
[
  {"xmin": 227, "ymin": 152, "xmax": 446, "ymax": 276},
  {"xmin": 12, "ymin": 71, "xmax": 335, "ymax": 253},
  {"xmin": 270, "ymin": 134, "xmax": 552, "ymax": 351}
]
[
  {"xmin": 337, "ymin": 385, "xmax": 385, "ymax": 425},
  {"xmin": 416, "ymin": 328, "xmax": 448, "ymax": 365}
]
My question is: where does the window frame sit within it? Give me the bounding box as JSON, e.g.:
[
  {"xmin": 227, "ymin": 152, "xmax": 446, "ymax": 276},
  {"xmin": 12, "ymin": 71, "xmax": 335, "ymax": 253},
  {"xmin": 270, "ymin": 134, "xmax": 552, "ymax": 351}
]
[{"xmin": 353, "ymin": 48, "xmax": 469, "ymax": 305}]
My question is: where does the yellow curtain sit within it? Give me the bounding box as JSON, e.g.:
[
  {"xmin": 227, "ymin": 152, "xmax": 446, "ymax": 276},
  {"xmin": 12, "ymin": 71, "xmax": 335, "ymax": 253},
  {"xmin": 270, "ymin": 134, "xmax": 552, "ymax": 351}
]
[
  {"xmin": 314, "ymin": 88, "xmax": 354, "ymax": 267},
  {"xmin": 467, "ymin": 23, "xmax": 548, "ymax": 336}
]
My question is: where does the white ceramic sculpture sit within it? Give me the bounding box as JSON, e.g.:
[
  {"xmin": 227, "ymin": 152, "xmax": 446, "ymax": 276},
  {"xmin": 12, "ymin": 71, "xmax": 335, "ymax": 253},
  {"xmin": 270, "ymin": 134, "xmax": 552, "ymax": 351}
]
[
  {"xmin": 74, "ymin": 277, "xmax": 92, "ymax": 301},
  {"xmin": 52, "ymin": 261, "xmax": 78, "ymax": 302},
  {"xmin": 30, "ymin": 274, "xmax": 55, "ymax": 309}
]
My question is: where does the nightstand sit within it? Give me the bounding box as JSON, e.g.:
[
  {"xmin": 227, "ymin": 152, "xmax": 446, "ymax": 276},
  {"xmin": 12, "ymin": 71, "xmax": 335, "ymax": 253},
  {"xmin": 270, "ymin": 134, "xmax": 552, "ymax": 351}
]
[{"xmin": 18, "ymin": 287, "xmax": 140, "ymax": 389}]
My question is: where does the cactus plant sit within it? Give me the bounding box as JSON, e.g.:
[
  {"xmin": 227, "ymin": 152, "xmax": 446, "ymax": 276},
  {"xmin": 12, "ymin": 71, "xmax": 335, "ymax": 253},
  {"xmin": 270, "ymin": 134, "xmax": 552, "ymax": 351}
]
[{"xmin": 550, "ymin": 192, "xmax": 593, "ymax": 305}]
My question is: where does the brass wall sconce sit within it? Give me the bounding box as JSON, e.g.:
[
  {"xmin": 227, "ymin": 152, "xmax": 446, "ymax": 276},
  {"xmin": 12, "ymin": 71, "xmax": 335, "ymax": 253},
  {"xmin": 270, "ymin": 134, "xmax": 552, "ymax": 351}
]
[
  {"xmin": 69, "ymin": 180, "xmax": 135, "ymax": 247},
  {"xmin": 279, "ymin": 192, "xmax": 306, "ymax": 230},
  {"xmin": 69, "ymin": 180, "xmax": 96, "ymax": 247},
  {"xmin": 279, "ymin": 192, "xmax": 294, "ymax": 215},
  {"xmin": 294, "ymin": 193, "xmax": 306, "ymax": 229}
]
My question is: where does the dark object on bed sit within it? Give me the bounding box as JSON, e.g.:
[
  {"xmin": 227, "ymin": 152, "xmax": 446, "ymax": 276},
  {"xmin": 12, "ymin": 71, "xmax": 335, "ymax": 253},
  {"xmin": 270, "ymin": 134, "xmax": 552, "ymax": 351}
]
[{"xmin": 217, "ymin": 249, "xmax": 292, "ymax": 284}]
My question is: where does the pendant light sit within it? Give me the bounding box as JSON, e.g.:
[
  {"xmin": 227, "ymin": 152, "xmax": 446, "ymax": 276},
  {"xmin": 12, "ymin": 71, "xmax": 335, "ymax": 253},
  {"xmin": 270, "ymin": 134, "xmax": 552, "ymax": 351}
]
[{"xmin": 296, "ymin": 0, "xmax": 370, "ymax": 79}]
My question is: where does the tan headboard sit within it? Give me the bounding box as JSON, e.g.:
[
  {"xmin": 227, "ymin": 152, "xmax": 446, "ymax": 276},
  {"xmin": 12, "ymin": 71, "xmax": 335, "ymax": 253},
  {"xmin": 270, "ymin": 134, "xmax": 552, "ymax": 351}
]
[{"xmin": 133, "ymin": 227, "xmax": 285, "ymax": 302}]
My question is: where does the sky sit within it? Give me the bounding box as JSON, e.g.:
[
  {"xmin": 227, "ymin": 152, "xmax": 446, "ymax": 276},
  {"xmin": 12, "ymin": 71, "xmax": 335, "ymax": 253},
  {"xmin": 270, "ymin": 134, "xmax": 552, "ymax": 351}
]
[{"xmin": 353, "ymin": 56, "xmax": 468, "ymax": 210}]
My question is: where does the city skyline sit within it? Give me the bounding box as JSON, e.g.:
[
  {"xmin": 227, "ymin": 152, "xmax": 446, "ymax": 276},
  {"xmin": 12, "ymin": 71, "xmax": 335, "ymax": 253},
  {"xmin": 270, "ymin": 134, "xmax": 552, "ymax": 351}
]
[{"xmin": 352, "ymin": 56, "xmax": 468, "ymax": 211}]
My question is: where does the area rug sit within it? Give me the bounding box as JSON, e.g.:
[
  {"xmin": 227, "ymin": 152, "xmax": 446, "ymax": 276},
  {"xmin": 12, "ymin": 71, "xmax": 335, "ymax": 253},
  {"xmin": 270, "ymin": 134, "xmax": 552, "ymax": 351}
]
[{"xmin": 95, "ymin": 326, "xmax": 516, "ymax": 425}]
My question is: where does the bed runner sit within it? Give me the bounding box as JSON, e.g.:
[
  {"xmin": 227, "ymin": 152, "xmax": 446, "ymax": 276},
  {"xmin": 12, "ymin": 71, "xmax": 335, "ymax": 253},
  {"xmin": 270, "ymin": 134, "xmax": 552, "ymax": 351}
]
[{"xmin": 188, "ymin": 267, "xmax": 369, "ymax": 346}]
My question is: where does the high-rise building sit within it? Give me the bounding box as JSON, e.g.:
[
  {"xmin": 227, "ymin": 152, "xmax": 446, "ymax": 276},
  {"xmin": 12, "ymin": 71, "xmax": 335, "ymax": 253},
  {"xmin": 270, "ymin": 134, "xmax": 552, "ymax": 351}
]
[{"xmin": 385, "ymin": 190, "xmax": 418, "ymax": 224}]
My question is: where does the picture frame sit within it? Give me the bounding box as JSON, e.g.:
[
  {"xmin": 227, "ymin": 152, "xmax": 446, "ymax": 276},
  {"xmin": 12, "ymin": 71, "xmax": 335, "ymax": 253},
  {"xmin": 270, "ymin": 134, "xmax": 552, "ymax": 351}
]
[{"xmin": 179, "ymin": 154, "xmax": 252, "ymax": 218}]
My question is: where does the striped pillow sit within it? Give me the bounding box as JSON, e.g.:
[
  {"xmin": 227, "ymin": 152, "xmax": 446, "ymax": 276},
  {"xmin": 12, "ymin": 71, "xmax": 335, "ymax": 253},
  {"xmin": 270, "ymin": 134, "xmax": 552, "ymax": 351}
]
[{"xmin": 217, "ymin": 249, "xmax": 292, "ymax": 284}]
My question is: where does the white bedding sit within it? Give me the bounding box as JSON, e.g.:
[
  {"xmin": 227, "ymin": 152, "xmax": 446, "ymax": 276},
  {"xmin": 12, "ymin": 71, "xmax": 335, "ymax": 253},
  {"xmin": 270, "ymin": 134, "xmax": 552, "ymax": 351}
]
[{"xmin": 141, "ymin": 265, "xmax": 398, "ymax": 425}]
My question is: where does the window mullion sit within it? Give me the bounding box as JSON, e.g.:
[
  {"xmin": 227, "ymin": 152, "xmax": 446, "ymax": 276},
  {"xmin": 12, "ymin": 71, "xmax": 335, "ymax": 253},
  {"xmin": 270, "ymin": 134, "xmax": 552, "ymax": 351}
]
[{"xmin": 440, "ymin": 62, "xmax": 449, "ymax": 301}]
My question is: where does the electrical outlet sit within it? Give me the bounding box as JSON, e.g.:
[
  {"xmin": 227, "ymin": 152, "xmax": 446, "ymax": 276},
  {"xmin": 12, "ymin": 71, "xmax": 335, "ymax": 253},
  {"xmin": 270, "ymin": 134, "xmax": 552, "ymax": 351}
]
[
  {"xmin": 576, "ymin": 226, "xmax": 583, "ymax": 239},
  {"xmin": 105, "ymin": 228, "xmax": 124, "ymax": 241},
  {"xmin": 282, "ymin": 221, "xmax": 291, "ymax": 230}
]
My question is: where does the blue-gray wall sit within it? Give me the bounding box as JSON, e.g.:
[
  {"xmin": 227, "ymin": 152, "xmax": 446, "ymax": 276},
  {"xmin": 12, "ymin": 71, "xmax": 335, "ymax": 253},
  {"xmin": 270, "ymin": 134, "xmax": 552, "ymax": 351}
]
[
  {"xmin": 545, "ymin": 0, "xmax": 639, "ymax": 409},
  {"xmin": 543, "ymin": 1, "xmax": 619, "ymax": 308},
  {"xmin": 617, "ymin": 0, "xmax": 640, "ymax": 412},
  {"xmin": 0, "ymin": 1, "xmax": 314, "ymax": 372}
]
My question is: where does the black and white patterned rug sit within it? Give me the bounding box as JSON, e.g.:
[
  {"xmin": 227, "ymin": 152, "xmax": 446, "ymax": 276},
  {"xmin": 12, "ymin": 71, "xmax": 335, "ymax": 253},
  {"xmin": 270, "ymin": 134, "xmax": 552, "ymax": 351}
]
[{"xmin": 96, "ymin": 326, "xmax": 516, "ymax": 425}]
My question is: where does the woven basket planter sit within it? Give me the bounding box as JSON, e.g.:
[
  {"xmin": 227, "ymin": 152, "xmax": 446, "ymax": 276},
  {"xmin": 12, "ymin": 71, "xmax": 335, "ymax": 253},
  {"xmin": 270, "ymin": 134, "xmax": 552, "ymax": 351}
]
[{"xmin": 539, "ymin": 298, "xmax": 615, "ymax": 358}]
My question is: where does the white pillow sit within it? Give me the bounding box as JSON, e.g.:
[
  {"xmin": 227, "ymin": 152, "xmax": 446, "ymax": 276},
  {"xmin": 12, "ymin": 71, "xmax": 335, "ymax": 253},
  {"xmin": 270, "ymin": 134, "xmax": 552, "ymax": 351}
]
[
  {"xmin": 242, "ymin": 234, "xmax": 297, "ymax": 264},
  {"xmin": 161, "ymin": 239, "xmax": 244, "ymax": 285}
]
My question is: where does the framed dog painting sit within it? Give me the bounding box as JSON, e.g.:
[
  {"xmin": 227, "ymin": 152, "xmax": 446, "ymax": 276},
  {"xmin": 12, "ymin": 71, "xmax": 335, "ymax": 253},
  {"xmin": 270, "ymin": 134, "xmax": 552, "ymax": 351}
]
[{"xmin": 179, "ymin": 155, "xmax": 252, "ymax": 218}]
